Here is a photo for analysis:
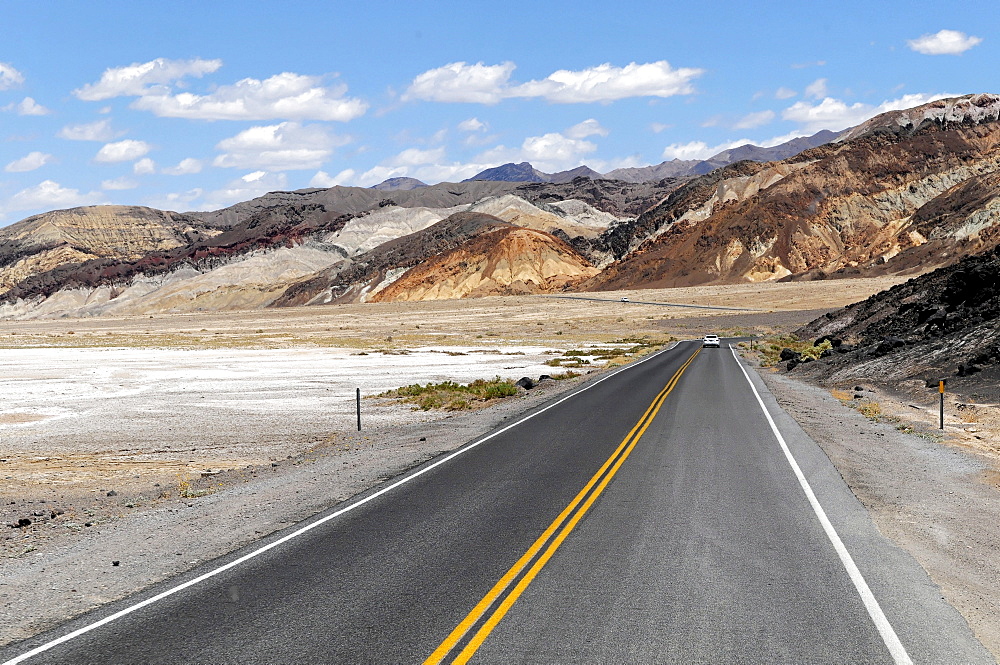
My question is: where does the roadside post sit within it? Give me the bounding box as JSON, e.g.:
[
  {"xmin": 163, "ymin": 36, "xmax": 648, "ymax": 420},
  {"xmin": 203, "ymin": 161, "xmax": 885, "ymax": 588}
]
[
  {"xmin": 357, "ymin": 387, "xmax": 362, "ymax": 431},
  {"xmin": 939, "ymin": 380, "xmax": 946, "ymax": 430}
]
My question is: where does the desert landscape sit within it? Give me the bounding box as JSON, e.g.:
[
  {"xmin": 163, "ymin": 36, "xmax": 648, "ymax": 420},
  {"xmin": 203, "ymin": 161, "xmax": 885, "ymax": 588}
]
[{"xmin": 3, "ymin": 276, "xmax": 1000, "ymax": 655}]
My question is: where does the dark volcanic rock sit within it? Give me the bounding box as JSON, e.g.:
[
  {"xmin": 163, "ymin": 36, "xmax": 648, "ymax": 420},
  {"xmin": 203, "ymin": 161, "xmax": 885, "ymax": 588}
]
[{"xmin": 793, "ymin": 244, "xmax": 1000, "ymax": 399}]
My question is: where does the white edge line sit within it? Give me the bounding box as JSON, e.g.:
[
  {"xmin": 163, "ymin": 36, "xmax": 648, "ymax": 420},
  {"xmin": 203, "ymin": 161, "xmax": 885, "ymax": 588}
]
[
  {"xmin": 3, "ymin": 342, "xmax": 681, "ymax": 665},
  {"xmin": 728, "ymin": 345, "xmax": 913, "ymax": 665}
]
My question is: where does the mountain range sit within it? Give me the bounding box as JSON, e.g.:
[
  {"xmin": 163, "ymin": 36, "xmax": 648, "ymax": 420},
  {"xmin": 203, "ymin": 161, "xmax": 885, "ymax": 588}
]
[
  {"xmin": 2, "ymin": 94, "xmax": 1000, "ymax": 321},
  {"xmin": 372, "ymin": 129, "xmax": 839, "ymax": 190}
]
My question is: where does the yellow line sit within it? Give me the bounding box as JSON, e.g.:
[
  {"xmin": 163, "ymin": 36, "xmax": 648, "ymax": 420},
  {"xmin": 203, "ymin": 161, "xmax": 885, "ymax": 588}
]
[{"xmin": 425, "ymin": 347, "xmax": 700, "ymax": 664}]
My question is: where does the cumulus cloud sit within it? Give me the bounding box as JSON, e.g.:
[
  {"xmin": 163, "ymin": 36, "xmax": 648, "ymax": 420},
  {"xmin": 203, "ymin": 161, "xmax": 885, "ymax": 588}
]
[
  {"xmin": 58, "ymin": 119, "xmax": 118, "ymax": 141},
  {"xmin": 385, "ymin": 147, "xmax": 447, "ymax": 168},
  {"xmin": 133, "ymin": 158, "xmax": 157, "ymax": 175},
  {"xmin": 5, "ymin": 151, "xmax": 55, "ymax": 173},
  {"xmin": 213, "ymin": 122, "xmax": 346, "ymax": 170},
  {"xmin": 804, "ymin": 78, "xmax": 828, "ymax": 99},
  {"xmin": 403, "ymin": 62, "xmax": 517, "ymax": 104},
  {"xmin": 202, "ymin": 171, "xmax": 289, "ymax": 209},
  {"xmin": 404, "ymin": 60, "xmax": 703, "ymax": 104},
  {"xmin": 733, "ymin": 110, "xmax": 776, "ymax": 130},
  {"xmin": 782, "ymin": 92, "xmax": 955, "ymax": 132},
  {"xmin": 95, "ymin": 139, "xmax": 152, "ymax": 163},
  {"xmin": 5, "ymin": 97, "xmax": 51, "ymax": 115},
  {"xmin": 775, "ymin": 87, "xmax": 797, "ymax": 100},
  {"xmin": 310, "ymin": 169, "xmax": 355, "ymax": 188},
  {"xmin": 514, "ymin": 61, "xmax": 703, "ymax": 103},
  {"xmin": 565, "ymin": 118, "xmax": 609, "ymax": 139},
  {"xmin": 73, "ymin": 57, "xmax": 222, "ymax": 101},
  {"xmin": 477, "ymin": 132, "xmax": 598, "ymax": 173},
  {"xmin": 6, "ymin": 180, "xmax": 106, "ymax": 212},
  {"xmin": 0, "ymin": 62, "xmax": 24, "ymax": 90},
  {"xmin": 907, "ymin": 29, "xmax": 982, "ymax": 55},
  {"xmin": 162, "ymin": 158, "xmax": 203, "ymax": 176},
  {"xmin": 143, "ymin": 188, "xmax": 205, "ymax": 211},
  {"xmin": 661, "ymin": 141, "xmax": 739, "ymax": 161},
  {"xmin": 132, "ymin": 72, "xmax": 368, "ymax": 121},
  {"xmin": 458, "ymin": 117, "xmax": 487, "ymax": 132},
  {"xmin": 101, "ymin": 176, "xmax": 138, "ymax": 190}
]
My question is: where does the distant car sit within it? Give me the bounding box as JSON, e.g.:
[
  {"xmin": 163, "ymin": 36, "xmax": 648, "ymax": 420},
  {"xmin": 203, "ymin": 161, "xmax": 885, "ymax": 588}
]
[
  {"xmin": 620, "ymin": 297, "xmax": 629, "ymax": 302},
  {"xmin": 702, "ymin": 334, "xmax": 721, "ymax": 348}
]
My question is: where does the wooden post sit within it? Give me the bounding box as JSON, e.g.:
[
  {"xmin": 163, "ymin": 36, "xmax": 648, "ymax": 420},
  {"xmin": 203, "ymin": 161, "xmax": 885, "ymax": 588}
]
[{"xmin": 357, "ymin": 387, "xmax": 361, "ymax": 431}]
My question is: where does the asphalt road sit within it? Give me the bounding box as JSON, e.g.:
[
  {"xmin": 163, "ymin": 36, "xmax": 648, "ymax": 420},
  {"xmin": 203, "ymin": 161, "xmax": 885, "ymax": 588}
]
[
  {"xmin": 3, "ymin": 342, "xmax": 993, "ymax": 664},
  {"xmin": 543, "ymin": 294, "xmax": 760, "ymax": 311}
]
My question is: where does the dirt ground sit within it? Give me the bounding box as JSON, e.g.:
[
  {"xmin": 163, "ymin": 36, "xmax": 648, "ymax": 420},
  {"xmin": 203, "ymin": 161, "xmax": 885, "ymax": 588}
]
[{"xmin": 4, "ymin": 276, "xmax": 999, "ymax": 658}]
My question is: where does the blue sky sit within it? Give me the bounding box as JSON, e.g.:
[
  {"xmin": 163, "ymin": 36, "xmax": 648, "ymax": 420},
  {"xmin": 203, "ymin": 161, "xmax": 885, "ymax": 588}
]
[{"xmin": 0, "ymin": 0, "xmax": 994, "ymax": 225}]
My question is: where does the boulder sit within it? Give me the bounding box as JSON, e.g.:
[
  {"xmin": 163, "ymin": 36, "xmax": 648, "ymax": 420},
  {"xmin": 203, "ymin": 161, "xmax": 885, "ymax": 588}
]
[{"xmin": 779, "ymin": 348, "xmax": 801, "ymax": 361}]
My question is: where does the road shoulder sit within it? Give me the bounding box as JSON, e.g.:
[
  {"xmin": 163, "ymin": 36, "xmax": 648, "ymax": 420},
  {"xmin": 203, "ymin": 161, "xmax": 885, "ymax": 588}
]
[{"xmin": 757, "ymin": 365, "xmax": 1000, "ymax": 660}]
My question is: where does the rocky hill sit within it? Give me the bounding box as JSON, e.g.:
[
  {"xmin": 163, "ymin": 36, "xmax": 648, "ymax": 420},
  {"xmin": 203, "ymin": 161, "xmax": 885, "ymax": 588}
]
[
  {"xmin": 791, "ymin": 244, "xmax": 1000, "ymax": 400},
  {"xmin": 371, "ymin": 225, "xmax": 598, "ymax": 302},
  {"xmin": 0, "ymin": 206, "xmax": 219, "ymax": 293},
  {"xmin": 587, "ymin": 94, "xmax": 1000, "ymax": 290}
]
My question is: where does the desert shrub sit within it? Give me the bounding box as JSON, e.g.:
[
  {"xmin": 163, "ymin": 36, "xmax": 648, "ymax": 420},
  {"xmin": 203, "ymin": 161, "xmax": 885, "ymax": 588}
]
[{"xmin": 382, "ymin": 376, "xmax": 519, "ymax": 410}]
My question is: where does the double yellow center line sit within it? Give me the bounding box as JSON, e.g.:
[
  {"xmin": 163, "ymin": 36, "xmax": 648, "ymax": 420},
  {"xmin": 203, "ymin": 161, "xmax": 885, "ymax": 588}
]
[{"xmin": 425, "ymin": 347, "xmax": 701, "ymax": 664}]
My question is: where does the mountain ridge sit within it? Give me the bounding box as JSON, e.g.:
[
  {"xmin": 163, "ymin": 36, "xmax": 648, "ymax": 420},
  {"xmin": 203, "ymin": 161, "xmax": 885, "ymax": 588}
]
[{"xmin": 4, "ymin": 94, "xmax": 1000, "ymax": 319}]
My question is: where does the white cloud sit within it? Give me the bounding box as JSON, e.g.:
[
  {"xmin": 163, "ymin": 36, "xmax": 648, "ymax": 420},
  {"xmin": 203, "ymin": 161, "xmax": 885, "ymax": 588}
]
[
  {"xmin": 513, "ymin": 61, "xmax": 703, "ymax": 103},
  {"xmin": 203, "ymin": 172, "xmax": 289, "ymax": 209},
  {"xmin": 5, "ymin": 97, "xmax": 51, "ymax": 115},
  {"xmin": 385, "ymin": 147, "xmax": 447, "ymax": 167},
  {"xmin": 804, "ymin": 78, "xmax": 828, "ymax": 99},
  {"xmin": 133, "ymin": 158, "xmax": 157, "ymax": 175},
  {"xmin": 403, "ymin": 60, "xmax": 703, "ymax": 104},
  {"xmin": 458, "ymin": 117, "xmax": 487, "ymax": 132},
  {"xmin": 775, "ymin": 87, "xmax": 797, "ymax": 100},
  {"xmin": 661, "ymin": 138, "xmax": 757, "ymax": 161},
  {"xmin": 907, "ymin": 29, "xmax": 982, "ymax": 55},
  {"xmin": 5, "ymin": 151, "xmax": 55, "ymax": 173},
  {"xmin": 477, "ymin": 132, "xmax": 598, "ymax": 173},
  {"xmin": 132, "ymin": 72, "xmax": 368, "ymax": 122},
  {"xmin": 144, "ymin": 188, "xmax": 205, "ymax": 211},
  {"xmin": 565, "ymin": 118, "xmax": 609, "ymax": 139},
  {"xmin": 403, "ymin": 61, "xmax": 516, "ymax": 104},
  {"xmin": 102, "ymin": 176, "xmax": 138, "ymax": 190},
  {"xmin": 310, "ymin": 169, "xmax": 355, "ymax": 188},
  {"xmin": 74, "ymin": 57, "xmax": 222, "ymax": 101},
  {"xmin": 162, "ymin": 158, "xmax": 203, "ymax": 176},
  {"xmin": 782, "ymin": 92, "xmax": 955, "ymax": 133},
  {"xmin": 6, "ymin": 180, "xmax": 106, "ymax": 212},
  {"xmin": 95, "ymin": 139, "xmax": 152, "ymax": 163},
  {"xmin": 733, "ymin": 110, "xmax": 775, "ymax": 130},
  {"xmin": 213, "ymin": 122, "xmax": 345, "ymax": 170},
  {"xmin": 650, "ymin": 122, "xmax": 671, "ymax": 133},
  {"xmin": 0, "ymin": 62, "xmax": 24, "ymax": 90},
  {"xmin": 58, "ymin": 119, "xmax": 118, "ymax": 141}
]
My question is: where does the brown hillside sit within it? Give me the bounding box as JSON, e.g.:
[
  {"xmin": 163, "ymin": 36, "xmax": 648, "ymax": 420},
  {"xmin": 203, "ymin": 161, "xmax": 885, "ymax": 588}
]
[
  {"xmin": 370, "ymin": 227, "xmax": 598, "ymax": 302},
  {"xmin": 586, "ymin": 96, "xmax": 1000, "ymax": 291},
  {"xmin": 0, "ymin": 206, "xmax": 215, "ymax": 293}
]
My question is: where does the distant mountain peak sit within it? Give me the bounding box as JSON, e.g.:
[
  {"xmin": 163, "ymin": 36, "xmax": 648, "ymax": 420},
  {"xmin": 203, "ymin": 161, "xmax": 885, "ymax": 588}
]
[
  {"xmin": 371, "ymin": 177, "xmax": 428, "ymax": 191},
  {"xmin": 464, "ymin": 162, "xmax": 549, "ymax": 183}
]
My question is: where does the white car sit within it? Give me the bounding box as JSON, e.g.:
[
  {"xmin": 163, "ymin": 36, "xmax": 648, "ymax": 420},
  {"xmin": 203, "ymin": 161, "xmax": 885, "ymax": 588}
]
[
  {"xmin": 620, "ymin": 297, "xmax": 629, "ymax": 302},
  {"xmin": 702, "ymin": 334, "xmax": 721, "ymax": 348}
]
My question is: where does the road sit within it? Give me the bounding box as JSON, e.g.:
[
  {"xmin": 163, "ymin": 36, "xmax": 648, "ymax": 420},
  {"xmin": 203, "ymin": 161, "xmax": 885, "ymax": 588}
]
[
  {"xmin": 543, "ymin": 294, "xmax": 760, "ymax": 311},
  {"xmin": 2, "ymin": 341, "xmax": 992, "ymax": 664}
]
